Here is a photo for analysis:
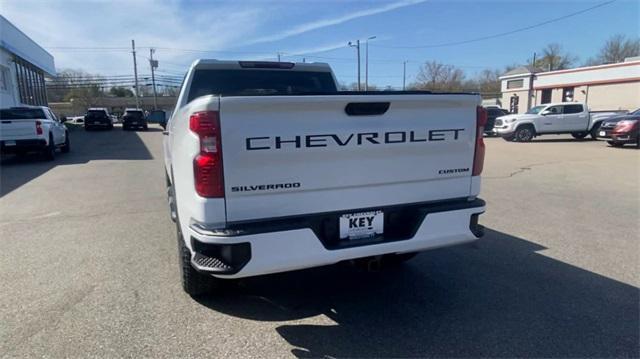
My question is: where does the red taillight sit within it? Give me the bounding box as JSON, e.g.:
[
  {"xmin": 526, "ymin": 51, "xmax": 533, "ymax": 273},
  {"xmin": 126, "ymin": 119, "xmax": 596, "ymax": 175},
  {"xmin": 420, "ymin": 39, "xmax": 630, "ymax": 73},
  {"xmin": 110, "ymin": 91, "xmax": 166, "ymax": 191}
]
[
  {"xmin": 190, "ymin": 111, "xmax": 224, "ymax": 198},
  {"xmin": 35, "ymin": 120, "xmax": 43, "ymax": 135},
  {"xmin": 473, "ymin": 106, "xmax": 487, "ymax": 176}
]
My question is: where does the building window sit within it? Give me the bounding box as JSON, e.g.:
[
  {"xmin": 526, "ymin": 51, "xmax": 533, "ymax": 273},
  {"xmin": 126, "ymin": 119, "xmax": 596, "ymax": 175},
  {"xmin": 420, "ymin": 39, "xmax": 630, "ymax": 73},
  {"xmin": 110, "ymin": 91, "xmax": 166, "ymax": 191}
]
[
  {"xmin": 562, "ymin": 87, "xmax": 574, "ymax": 102},
  {"xmin": 0, "ymin": 66, "xmax": 9, "ymax": 91},
  {"xmin": 13, "ymin": 56, "xmax": 47, "ymax": 106},
  {"xmin": 541, "ymin": 89, "xmax": 552, "ymax": 104},
  {"xmin": 507, "ymin": 79, "xmax": 524, "ymax": 89}
]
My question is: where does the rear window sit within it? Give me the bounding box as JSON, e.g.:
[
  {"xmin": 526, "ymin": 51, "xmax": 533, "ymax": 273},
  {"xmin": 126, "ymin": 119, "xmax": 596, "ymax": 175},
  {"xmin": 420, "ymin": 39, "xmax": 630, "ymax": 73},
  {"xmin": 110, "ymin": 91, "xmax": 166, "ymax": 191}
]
[
  {"xmin": 124, "ymin": 111, "xmax": 144, "ymax": 118},
  {"xmin": 0, "ymin": 108, "xmax": 46, "ymax": 119},
  {"xmin": 87, "ymin": 110, "xmax": 108, "ymax": 117},
  {"xmin": 563, "ymin": 104, "xmax": 583, "ymax": 114},
  {"xmin": 187, "ymin": 69, "xmax": 337, "ymax": 102}
]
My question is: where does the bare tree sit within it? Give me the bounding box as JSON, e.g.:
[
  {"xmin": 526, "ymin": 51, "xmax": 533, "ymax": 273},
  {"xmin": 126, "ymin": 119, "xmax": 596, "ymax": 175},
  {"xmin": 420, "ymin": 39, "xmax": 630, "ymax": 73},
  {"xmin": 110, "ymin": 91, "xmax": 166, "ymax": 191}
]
[
  {"xmin": 586, "ymin": 34, "xmax": 640, "ymax": 65},
  {"xmin": 535, "ymin": 43, "xmax": 576, "ymax": 71},
  {"xmin": 413, "ymin": 61, "xmax": 465, "ymax": 91}
]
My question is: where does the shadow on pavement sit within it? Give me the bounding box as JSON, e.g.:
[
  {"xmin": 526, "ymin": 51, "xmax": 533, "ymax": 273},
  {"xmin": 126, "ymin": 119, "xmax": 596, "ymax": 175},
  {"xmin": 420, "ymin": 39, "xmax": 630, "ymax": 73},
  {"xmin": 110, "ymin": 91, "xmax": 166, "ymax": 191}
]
[
  {"xmin": 195, "ymin": 228, "xmax": 639, "ymax": 358},
  {"xmin": 0, "ymin": 126, "xmax": 155, "ymax": 197}
]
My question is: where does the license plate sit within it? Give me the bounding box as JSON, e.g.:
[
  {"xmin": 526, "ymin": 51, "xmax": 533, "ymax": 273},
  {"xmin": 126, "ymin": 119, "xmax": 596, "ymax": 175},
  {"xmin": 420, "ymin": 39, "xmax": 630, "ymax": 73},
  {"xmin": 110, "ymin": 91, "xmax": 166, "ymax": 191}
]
[
  {"xmin": 599, "ymin": 131, "xmax": 606, "ymax": 136},
  {"xmin": 339, "ymin": 210, "xmax": 384, "ymax": 240},
  {"xmin": 5, "ymin": 140, "xmax": 16, "ymax": 146},
  {"xmin": 132, "ymin": 122, "xmax": 138, "ymax": 125}
]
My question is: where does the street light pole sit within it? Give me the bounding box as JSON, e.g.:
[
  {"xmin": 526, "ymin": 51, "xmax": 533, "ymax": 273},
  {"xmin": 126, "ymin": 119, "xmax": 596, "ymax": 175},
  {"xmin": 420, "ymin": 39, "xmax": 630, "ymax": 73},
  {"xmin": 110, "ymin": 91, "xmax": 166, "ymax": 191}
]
[
  {"xmin": 365, "ymin": 36, "xmax": 376, "ymax": 91},
  {"xmin": 403, "ymin": 60, "xmax": 407, "ymax": 90},
  {"xmin": 131, "ymin": 39, "xmax": 140, "ymax": 108},
  {"xmin": 149, "ymin": 48, "xmax": 158, "ymax": 110},
  {"xmin": 348, "ymin": 40, "xmax": 361, "ymax": 91}
]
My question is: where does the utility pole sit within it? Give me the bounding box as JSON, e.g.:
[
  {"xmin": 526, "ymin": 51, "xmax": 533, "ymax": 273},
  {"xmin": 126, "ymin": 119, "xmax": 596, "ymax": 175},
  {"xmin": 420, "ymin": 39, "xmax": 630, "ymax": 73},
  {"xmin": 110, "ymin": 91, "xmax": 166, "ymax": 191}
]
[
  {"xmin": 277, "ymin": 52, "xmax": 281, "ymax": 62},
  {"xmin": 149, "ymin": 48, "xmax": 158, "ymax": 110},
  {"xmin": 131, "ymin": 40, "xmax": 140, "ymax": 108},
  {"xmin": 402, "ymin": 61, "xmax": 407, "ymax": 90},
  {"xmin": 348, "ymin": 40, "xmax": 361, "ymax": 91},
  {"xmin": 365, "ymin": 36, "xmax": 376, "ymax": 91}
]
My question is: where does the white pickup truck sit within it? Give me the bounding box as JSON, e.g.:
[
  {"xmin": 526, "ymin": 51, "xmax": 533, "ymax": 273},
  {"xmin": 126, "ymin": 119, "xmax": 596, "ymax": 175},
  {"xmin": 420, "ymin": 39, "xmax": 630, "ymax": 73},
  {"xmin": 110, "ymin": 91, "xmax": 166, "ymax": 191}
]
[
  {"xmin": 493, "ymin": 102, "xmax": 622, "ymax": 142},
  {"xmin": 163, "ymin": 60, "xmax": 487, "ymax": 296},
  {"xmin": 0, "ymin": 106, "xmax": 70, "ymax": 160}
]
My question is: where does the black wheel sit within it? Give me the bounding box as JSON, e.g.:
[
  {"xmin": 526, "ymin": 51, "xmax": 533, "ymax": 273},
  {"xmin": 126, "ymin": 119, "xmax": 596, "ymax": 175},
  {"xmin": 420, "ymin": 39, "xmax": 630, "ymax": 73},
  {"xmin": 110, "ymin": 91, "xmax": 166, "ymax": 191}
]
[
  {"xmin": 42, "ymin": 134, "xmax": 55, "ymax": 161},
  {"xmin": 571, "ymin": 132, "xmax": 588, "ymax": 140},
  {"xmin": 514, "ymin": 125, "xmax": 535, "ymax": 142},
  {"xmin": 61, "ymin": 132, "xmax": 70, "ymax": 153},
  {"xmin": 382, "ymin": 252, "xmax": 418, "ymax": 266},
  {"xmin": 143, "ymin": 125, "xmax": 148, "ymax": 131},
  {"xmin": 108, "ymin": 124, "xmax": 114, "ymax": 130},
  {"xmin": 170, "ymin": 181, "xmax": 220, "ymax": 296},
  {"xmin": 177, "ymin": 221, "xmax": 219, "ymax": 297},
  {"xmin": 502, "ymin": 134, "xmax": 516, "ymax": 142},
  {"xmin": 122, "ymin": 125, "xmax": 128, "ymax": 131},
  {"xmin": 590, "ymin": 123, "xmax": 602, "ymax": 140}
]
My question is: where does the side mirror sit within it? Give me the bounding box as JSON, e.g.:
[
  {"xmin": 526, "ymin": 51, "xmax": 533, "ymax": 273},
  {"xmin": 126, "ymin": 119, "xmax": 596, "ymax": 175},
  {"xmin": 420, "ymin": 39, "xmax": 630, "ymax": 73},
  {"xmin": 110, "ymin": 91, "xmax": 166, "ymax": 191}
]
[{"xmin": 540, "ymin": 110, "xmax": 551, "ymax": 116}]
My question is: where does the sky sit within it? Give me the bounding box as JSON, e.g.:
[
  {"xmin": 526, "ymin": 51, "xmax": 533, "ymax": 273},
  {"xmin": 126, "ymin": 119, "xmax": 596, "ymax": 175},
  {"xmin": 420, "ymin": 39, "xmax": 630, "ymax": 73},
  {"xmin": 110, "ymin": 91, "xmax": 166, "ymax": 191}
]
[{"xmin": 1, "ymin": 0, "xmax": 639, "ymax": 89}]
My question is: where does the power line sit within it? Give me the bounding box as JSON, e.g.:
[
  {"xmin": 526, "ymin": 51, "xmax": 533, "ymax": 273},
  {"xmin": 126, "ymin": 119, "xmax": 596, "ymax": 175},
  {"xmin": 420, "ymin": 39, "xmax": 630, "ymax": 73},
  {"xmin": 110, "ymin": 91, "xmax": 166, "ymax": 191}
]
[{"xmin": 372, "ymin": 0, "xmax": 616, "ymax": 49}]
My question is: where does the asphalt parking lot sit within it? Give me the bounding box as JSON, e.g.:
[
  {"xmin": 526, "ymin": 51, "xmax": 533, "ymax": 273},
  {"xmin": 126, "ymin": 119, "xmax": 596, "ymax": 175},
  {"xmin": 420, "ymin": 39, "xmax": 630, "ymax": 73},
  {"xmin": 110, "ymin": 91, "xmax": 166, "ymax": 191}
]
[{"xmin": 0, "ymin": 126, "xmax": 638, "ymax": 358}]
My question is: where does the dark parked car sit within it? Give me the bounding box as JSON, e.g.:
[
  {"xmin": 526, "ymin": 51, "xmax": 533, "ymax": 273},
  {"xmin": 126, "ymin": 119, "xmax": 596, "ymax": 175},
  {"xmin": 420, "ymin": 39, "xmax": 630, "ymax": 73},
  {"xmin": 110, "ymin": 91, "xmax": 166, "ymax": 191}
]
[
  {"xmin": 597, "ymin": 108, "xmax": 640, "ymax": 139},
  {"xmin": 84, "ymin": 108, "xmax": 113, "ymax": 130},
  {"xmin": 485, "ymin": 107, "xmax": 509, "ymax": 135},
  {"xmin": 122, "ymin": 108, "xmax": 148, "ymax": 131},
  {"xmin": 608, "ymin": 118, "xmax": 639, "ymax": 147}
]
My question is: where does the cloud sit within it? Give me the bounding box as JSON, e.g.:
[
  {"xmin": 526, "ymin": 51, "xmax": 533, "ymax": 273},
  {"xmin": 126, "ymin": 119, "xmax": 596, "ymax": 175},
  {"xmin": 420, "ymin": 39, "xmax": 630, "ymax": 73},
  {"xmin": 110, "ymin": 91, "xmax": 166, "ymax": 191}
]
[
  {"xmin": 0, "ymin": 0, "xmax": 267, "ymax": 74},
  {"xmin": 245, "ymin": 0, "xmax": 426, "ymax": 45}
]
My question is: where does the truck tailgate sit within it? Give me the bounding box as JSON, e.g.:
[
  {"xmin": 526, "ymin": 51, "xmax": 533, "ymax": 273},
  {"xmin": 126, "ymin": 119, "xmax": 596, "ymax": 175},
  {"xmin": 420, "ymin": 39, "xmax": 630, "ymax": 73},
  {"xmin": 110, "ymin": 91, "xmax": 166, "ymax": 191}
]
[
  {"xmin": 0, "ymin": 120, "xmax": 38, "ymax": 140},
  {"xmin": 220, "ymin": 94, "xmax": 480, "ymax": 222}
]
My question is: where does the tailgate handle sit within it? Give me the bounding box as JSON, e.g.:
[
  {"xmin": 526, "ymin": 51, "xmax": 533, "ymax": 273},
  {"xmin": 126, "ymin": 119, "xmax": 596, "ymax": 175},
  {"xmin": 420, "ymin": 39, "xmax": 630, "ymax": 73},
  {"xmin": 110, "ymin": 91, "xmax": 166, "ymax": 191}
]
[{"xmin": 345, "ymin": 102, "xmax": 390, "ymax": 116}]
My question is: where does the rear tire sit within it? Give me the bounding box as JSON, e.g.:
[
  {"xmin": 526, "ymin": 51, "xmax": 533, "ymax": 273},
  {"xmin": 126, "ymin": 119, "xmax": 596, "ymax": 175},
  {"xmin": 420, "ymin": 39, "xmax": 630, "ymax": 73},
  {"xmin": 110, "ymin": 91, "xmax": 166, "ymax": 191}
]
[
  {"xmin": 177, "ymin": 223, "xmax": 219, "ymax": 297},
  {"xmin": 170, "ymin": 181, "xmax": 220, "ymax": 297},
  {"xmin": 571, "ymin": 132, "xmax": 588, "ymax": 140},
  {"xmin": 514, "ymin": 125, "xmax": 535, "ymax": 142},
  {"xmin": 42, "ymin": 134, "xmax": 55, "ymax": 161},
  {"xmin": 590, "ymin": 123, "xmax": 602, "ymax": 140},
  {"xmin": 61, "ymin": 132, "xmax": 70, "ymax": 153}
]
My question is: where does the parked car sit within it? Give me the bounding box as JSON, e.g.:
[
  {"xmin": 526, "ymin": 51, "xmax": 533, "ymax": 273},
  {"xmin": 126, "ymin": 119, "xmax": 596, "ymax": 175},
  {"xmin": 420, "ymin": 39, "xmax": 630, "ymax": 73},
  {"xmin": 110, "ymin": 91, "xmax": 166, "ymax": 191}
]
[
  {"xmin": 84, "ymin": 108, "xmax": 113, "ymax": 130},
  {"xmin": 122, "ymin": 108, "xmax": 148, "ymax": 131},
  {"xmin": 164, "ymin": 60, "xmax": 486, "ymax": 296},
  {"xmin": 608, "ymin": 119, "xmax": 639, "ymax": 147},
  {"xmin": 493, "ymin": 102, "xmax": 623, "ymax": 142},
  {"xmin": 485, "ymin": 107, "xmax": 509, "ymax": 135},
  {"xmin": 0, "ymin": 106, "xmax": 70, "ymax": 160},
  {"xmin": 596, "ymin": 108, "xmax": 640, "ymax": 139}
]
